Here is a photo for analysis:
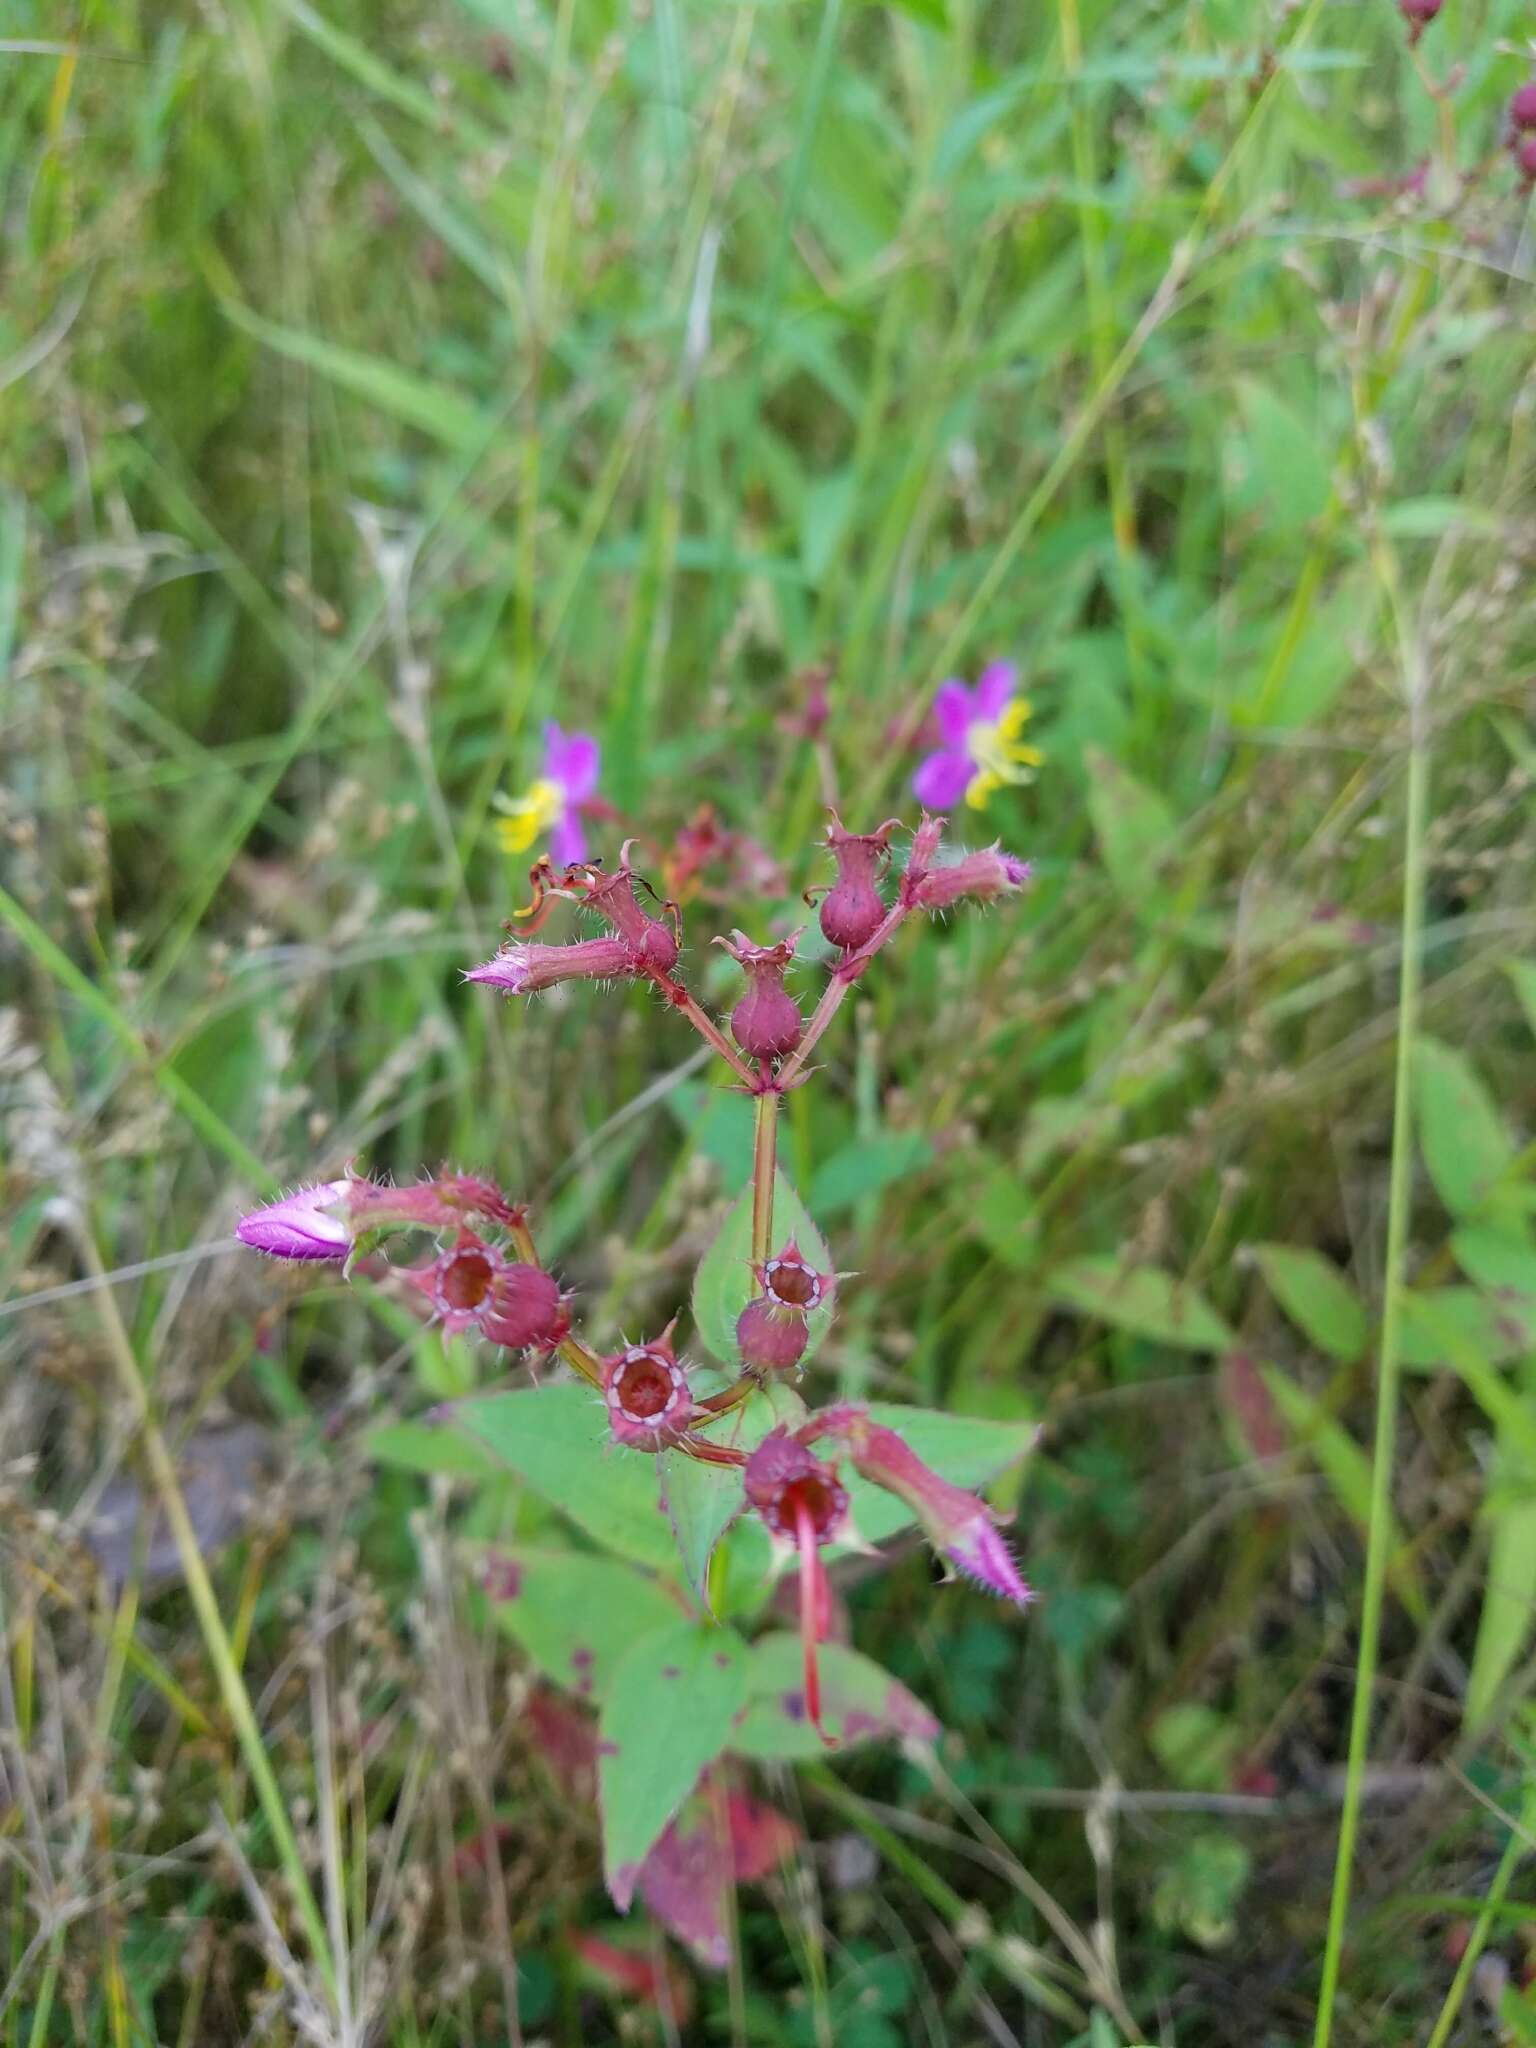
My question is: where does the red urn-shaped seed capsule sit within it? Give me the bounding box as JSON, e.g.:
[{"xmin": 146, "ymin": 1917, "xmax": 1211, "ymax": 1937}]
[
  {"xmin": 1512, "ymin": 83, "xmax": 1536, "ymax": 131},
  {"xmin": 434, "ymin": 1238, "xmax": 501, "ymax": 1318},
  {"xmin": 603, "ymin": 1330, "xmax": 693, "ymax": 1448},
  {"xmin": 762, "ymin": 1240, "xmax": 830, "ymax": 1311},
  {"xmin": 1397, "ymin": 0, "xmax": 1439, "ymax": 39},
  {"xmin": 715, "ymin": 931, "xmax": 803, "ymax": 1061},
  {"xmin": 737, "ymin": 1295, "xmax": 810, "ymax": 1373},
  {"xmin": 482, "ymin": 1262, "xmax": 568, "ymax": 1350},
  {"xmin": 818, "ymin": 814, "xmax": 896, "ymax": 952}
]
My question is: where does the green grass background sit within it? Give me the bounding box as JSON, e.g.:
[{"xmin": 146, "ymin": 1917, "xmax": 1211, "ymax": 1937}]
[{"xmin": 5, "ymin": 0, "xmax": 1536, "ymax": 2041}]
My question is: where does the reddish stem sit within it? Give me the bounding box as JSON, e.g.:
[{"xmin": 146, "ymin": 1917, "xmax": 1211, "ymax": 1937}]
[
  {"xmin": 643, "ymin": 966, "xmax": 759, "ymax": 1088},
  {"xmin": 775, "ymin": 900, "xmax": 912, "ymax": 1089}
]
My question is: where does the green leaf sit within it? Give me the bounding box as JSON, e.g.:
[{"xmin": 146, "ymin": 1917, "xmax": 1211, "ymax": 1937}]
[
  {"xmin": 1451, "ymin": 1226, "xmax": 1536, "ymax": 1297},
  {"xmin": 452, "ymin": 1384, "xmax": 680, "ymax": 1574},
  {"xmin": 1084, "ymin": 748, "xmax": 1176, "ymax": 912},
  {"xmin": 480, "ymin": 1547, "xmax": 682, "ymax": 1702},
  {"xmin": 729, "ymin": 1634, "xmax": 938, "ymax": 1759},
  {"xmin": 809, "ymin": 1132, "xmax": 933, "ymax": 1217},
  {"xmin": 1149, "ymin": 1703, "xmax": 1239, "ymax": 1793},
  {"xmin": 599, "ymin": 1622, "xmax": 751, "ymax": 1905},
  {"xmin": 1399, "ymin": 1288, "xmax": 1536, "ymax": 1370},
  {"xmin": 1260, "ymin": 1365, "xmax": 1426, "ymax": 1623},
  {"xmin": 1507, "ymin": 960, "xmax": 1536, "ymax": 1041},
  {"xmin": 800, "ymin": 469, "xmax": 858, "ymax": 583},
  {"xmin": 1414, "ymin": 1037, "xmax": 1516, "ymax": 1218},
  {"xmin": 1252, "ymin": 1243, "xmax": 1367, "ymax": 1362},
  {"xmin": 1466, "ymin": 1477, "xmax": 1536, "ymax": 1732},
  {"xmin": 219, "ymin": 297, "xmax": 486, "ymax": 448},
  {"xmin": 1233, "ymin": 379, "xmax": 1331, "ymax": 531},
  {"xmin": 364, "ymin": 1421, "xmax": 500, "ymax": 1479},
  {"xmin": 1047, "ymin": 1258, "xmax": 1234, "ymax": 1352},
  {"xmin": 691, "ymin": 1170, "xmax": 836, "ymax": 1372},
  {"xmin": 657, "ymin": 1391, "xmax": 779, "ymax": 1607}
]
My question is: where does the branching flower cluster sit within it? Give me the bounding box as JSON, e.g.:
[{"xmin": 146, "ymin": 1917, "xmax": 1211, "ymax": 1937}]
[{"xmin": 239, "ymin": 810, "xmax": 1034, "ymax": 1737}]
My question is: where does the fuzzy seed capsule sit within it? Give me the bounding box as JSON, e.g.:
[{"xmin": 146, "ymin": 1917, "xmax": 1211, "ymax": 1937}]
[
  {"xmin": 715, "ymin": 930, "xmax": 803, "ymax": 1062},
  {"xmin": 737, "ymin": 1296, "xmax": 810, "ymax": 1373},
  {"xmin": 818, "ymin": 816, "xmax": 895, "ymax": 953},
  {"xmin": 482, "ymin": 1262, "xmax": 568, "ymax": 1349}
]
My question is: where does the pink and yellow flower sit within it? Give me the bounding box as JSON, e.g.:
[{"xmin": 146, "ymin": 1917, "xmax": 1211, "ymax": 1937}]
[
  {"xmin": 494, "ymin": 722, "xmax": 601, "ymax": 867},
  {"xmin": 912, "ymin": 663, "xmax": 1041, "ymax": 813}
]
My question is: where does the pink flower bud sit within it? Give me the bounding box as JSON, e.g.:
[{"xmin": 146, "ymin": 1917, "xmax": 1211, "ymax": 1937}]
[
  {"xmin": 818, "ymin": 815, "xmax": 896, "ymax": 952},
  {"xmin": 910, "ymin": 845, "xmax": 1031, "ymax": 912},
  {"xmin": 1512, "ymin": 82, "xmax": 1536, "ymax": 131},
  {"xmin": 236, "ymin": 1180, "xmax": 352, "ymax": 1261},
  {"xmin": 483, "ymin": 1262, "xmax": 569, "ymax": 1350},
  {"xmin": 715, "ymin": 931, "xmax": 803, "ymax": 1061},
  {"xmin": 1519, "ymin": 134, "xmax": 1536, "ymax": 184},
  {"xmin": 347, "ymin": 1173, "xmax": 525, "ymax": 1236},
  {"xmin": 807, "ymin": 1405, "xmax": 1034, "ymax": 1606},
  {"xmin": 466, "ymin": 935, "xmax": 636, "ymax": 995},
  {"xmin": 737, "ymin": 1296, "xmax": 810, "ymax": 1373},
  {"xmin": 603, "ymin": 1333, "xmax": 693, "ymax": 1448}
]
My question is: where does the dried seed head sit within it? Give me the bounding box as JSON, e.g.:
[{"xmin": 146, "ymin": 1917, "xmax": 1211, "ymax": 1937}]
[
  {"xmin": 818, "ymin": 814, "xmax": 896, "ymax": 952},
  {"xmin": 482, "ymin": 1262, "xmax": 569, "ymax": 1350},
  {"xmin": 583, "ymin": 851, "xmax": 679, "ymax": 972},
  {"xmin": 716, "ymin": 931, "xmax": 803, "ymax": 1061}
]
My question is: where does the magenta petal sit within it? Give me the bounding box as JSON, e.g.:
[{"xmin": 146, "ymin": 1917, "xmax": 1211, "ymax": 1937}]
[
  {"xmin": 236, "ymin": 1180, "xmax": 351, "ymax": 1261},
  {"xmin": 933, "ymin": 680, "xmax": 976, "ymax": 749},
  {"xmin": 974, "ymin": 661, "xmax": 1018, "ymax": 720},
  {"xmin": 543, "ymin": 721, "xmax": 600, "ymax": 803},
  {"xmin": 912, "ymin": 748, "xmax": 975, "ymax": 811},
  {"xmin": 550, "ymin": 808, "xmax": 587, "ymax": 869},
  {"xmin": 948, "ymin": 1522, "xmax": 1034, "ymax": 1607}
]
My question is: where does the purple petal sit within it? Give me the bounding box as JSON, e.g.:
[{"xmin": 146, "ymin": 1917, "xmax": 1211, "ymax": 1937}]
[
  {"xmin": 912, "ymin": 748, "xmax": 976, "ymax": 811},
  {"xmin": 948, "ymin": 1522, "xmax": 1034, "ymax": 1607},
  {"xmin": 550, "ymin": 808, "xmax": 587, "ymax": 869},
  {"xmin": 933, "ymin": 681, "xmax": 976, "ymax": 749},
  {"xmin": 974, "ymin": 662, "xmax": 1018, "ymax": 720},
  {"xmin": 542, "ymin": 722, "xmax": 600, "ymax": 803},
  {"xmin": 237, "ymin": 1180, "xmax": 352, "ymax": 1261}
]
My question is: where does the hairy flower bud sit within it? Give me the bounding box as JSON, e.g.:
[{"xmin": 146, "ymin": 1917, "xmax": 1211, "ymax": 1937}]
[
  {"xmin": 737, "ymin": 1296, "xmax": 810, "ymax": 1373},
  {"xmin": 818, "ymin": 815, "xmax": 896, "ymax": 952},
  {"xmin": 466, "ymin": 935, "xmax": 636, "ymax": 995},
  {"xmin": 603, "ymin": 1332, "xmax": 693, "ymax": 1448},
  {"xmin": 483, "ymin": 1262, "xmax": 569, "ymax": 1350},
  {"xmin": 716, "ymin": 931, "xmax": 803, "ymax": 1061},
  {"xmin": 236, "ymin": 1180, "xmax": 352, "ymax": 1261},
  {"xmin": 909, "ymin": 846, "xmax": 1032, "ymax": 912}
]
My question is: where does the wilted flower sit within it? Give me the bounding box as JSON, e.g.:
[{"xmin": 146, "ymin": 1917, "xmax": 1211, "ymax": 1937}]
[
  {"xmin": 908, "ymin": 846, "xmax": 1033, "ymax": 912},
  {"xmin": 494, "ymin": 722, "xmax": 601, "ymax": 867},
  {"xmin": 236, "ymin": 1180, "xmax": 352, "ymax": 1261},
  {"xmin": 603, "ymin": 1330, "xmax": 694, "ymax": 1449},
  {"xmin": 583, "ymin": 849, "xmax": 680, "ymax": 973},
  {"xmin": 808, "ymin": 1404, "xmax": 1034, "ymax": 1605},
  {"xmin": 715, "ymin": 931, "xmax": 803, "ymax": 1061},
  {"xmin": 912, "ymin": 663, "xmax": 1042, "ymax": 813}
]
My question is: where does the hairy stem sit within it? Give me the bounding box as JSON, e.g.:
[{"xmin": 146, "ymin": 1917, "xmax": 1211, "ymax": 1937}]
[
  {"xmin": 751, "ymin": 1089, "xmax": 779, "ymax": 1264},
  {"xmin": 777, "ymin": 901, "xmax": 911, "ymax": 1088},
  {"xmin": 647, "ymin": 968, "xmax": 758, "ymax": 1086}
]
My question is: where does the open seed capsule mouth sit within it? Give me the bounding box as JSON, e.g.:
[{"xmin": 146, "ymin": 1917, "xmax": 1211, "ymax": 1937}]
[
  {"xmin": 763, "ymin": 1472, "xmax": 847, "ymax": 1544},
  {"xmin": 436, "ymin": 1246, "xmax": 498, "ymax": 1314},
  {"xmin": 764, "ymin": 1256, "xmax": 821, "ymax": 1309},
  {"xmin": 609, "ymin": 1346, "xmax": 687, "ymax": 1425}
]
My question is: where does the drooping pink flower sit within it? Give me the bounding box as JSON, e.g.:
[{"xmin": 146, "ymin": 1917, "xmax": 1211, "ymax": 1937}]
[
  {"xmin": 494, "ymin": 722, "xmax": 601, "ymax": 869},
  {"xmin": 465, "ymin": 935, "xmax": 636, "ymax": 995},
  {"xmin": 911, "ymin": 663, "xmax": 1042, "ymax": 813},
  {"xmin": 806, "ymin": 1404, "xmax": 1034, "ymax": 1606},
  {"xmin": 908, "ymin": 846, "xmax": 1033, "ymax": 912},
  {"xmin": 236, "ymin": 1180, "xmax": 352, "ymax": 1260}
]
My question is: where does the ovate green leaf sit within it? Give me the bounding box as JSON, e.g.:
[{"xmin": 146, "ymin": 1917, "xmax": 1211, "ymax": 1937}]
[
  {"xmin": 480, "ymin": 1547, "xmax": 682, "ymax": 1701},
  {"xmin": 1414, "ymin": 1038, "xmax": 1516, "ymax": 1218},
  {"xmin": 691, "ymin": 1170, "xmax": 835, "ymax": 1371},
  {"xmin": 729, "ymin": 1634, "xmax": 939, "ymax": 1760},
  {"xmin": 599, "ymin": 1622, "xmax": 750, "ymax": 1905},
  {"xmin": 1252, "ymin": 1243, "xmax": 1367, "ymax": 1362}
]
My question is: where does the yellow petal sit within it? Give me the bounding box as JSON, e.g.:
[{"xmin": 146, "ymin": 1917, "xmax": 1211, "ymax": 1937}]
[{"xmin": 965, "ymin": 768, "xmax": 1001, "ymax": 809}]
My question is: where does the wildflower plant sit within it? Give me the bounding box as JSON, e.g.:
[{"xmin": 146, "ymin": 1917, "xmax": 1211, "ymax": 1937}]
[{"xmin": 237, "ymin": 808, "xmax": 1036, "ymax": 1958}]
